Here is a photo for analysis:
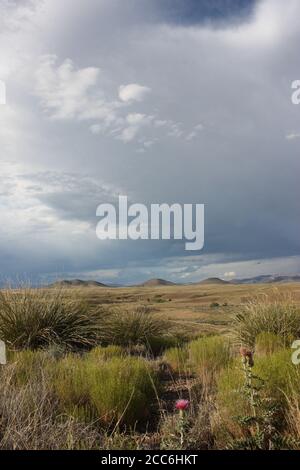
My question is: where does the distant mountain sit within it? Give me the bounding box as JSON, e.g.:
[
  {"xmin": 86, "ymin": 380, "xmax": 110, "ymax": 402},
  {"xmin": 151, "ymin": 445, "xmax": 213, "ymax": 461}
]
[
  {"xmin": 49, "ymin": 279, "xmax": 108, "ymax": 288},
  {"xmin": 196, "ymin": 277, "xmax": 230, "ymax": 285},
  {"xmin": 138, "ymin": 278, "xmax": 177, "ymax": 287},
  {"xmin": 232, "ymin": 275, "xmax": 300, "ymax": 284}
]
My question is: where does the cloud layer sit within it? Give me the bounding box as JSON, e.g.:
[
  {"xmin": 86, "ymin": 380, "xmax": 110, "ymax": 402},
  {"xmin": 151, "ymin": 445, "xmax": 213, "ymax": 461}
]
[{"xmin": 0, "ymin": 0, "xmax": 300, "ymax": 283}]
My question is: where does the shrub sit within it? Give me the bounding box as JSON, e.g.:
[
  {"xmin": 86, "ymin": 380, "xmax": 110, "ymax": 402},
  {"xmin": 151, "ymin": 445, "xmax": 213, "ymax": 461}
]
[
  {"xmin": 147, "ymin": 335, "xmax": 186, "ymax": 356},
  {"xmin": 255, "ymin": 332, "xmax": 284, "ymax": 356},
  {"xmin": 232, "ymin": 295, "xmax": 300, "ymax": 348},
  {"xmin": 0, "ymin": 287, "xmax": 102, "ymax": 351},
  {"xmin": 164, "ymin": 346, "xmax": 189, "ymax": 375},
  {"xmin": 99, "ymin": 306, "xmax": 169, "ymax": 349},
  {"xmin": 253, "ymin": 349, "xmax": 299, "ymax": 406},
  {"xmin": 189, "ymin": 336, "xmax": 232, "ymax": 384},
  {"xmin": 0, "ymin": 360, "xmax": 104, "ymax": 450},
  {"xmin": 53, "ymin": 355, "xmax": 158, "ymax": 427},
  {"xmin": 52, "ymin": 355, "xmax": 91, "ymax": 420},
  {"xmin": 210, "ymin": 302, "xmax": 220, "ymax": 309}
]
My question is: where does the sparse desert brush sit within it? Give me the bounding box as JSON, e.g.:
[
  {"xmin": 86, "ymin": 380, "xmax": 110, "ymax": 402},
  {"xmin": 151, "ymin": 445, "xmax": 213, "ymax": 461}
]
[
  {"xmin": 99, "ymin": 306, "xmax": 169, "ymax": 350},
  {"xmin": 232, "ymin": 294, "xmax": 300, "ymax": 348},
  {"xmin": 53, "ymin": 354, "xmax": 158, "ymax": 427},
  {"xmin": 255, "ymin": 332, "xmax": 285, "ymax": 356},
  {"xmin": 163, "ymin": 346, "xmax": 189, "ymax": 375},
  {"xmin": 189, "ymin": 336, "xmax": 232, "ymax": 386},
  {"xmin": 0, "ymin": 287, "xmax": 103, "ymax": 351}
]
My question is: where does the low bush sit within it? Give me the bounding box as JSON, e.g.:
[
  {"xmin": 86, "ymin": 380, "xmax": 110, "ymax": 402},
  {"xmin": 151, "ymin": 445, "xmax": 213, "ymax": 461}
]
[
  {"xmin": 53, "ymin": 354, "xmax": 158, "ymax": 427},
  {"xmin": 253, "ymin": 349, "xmax": 299, "ymax": 406},
  {"xmin": 99, "ymin": 306, "xmax": 169, "ymax": 350},
  {"xmin": 0, "ymin": 287, "xmax": 102, "ymax": 351},
  {"xmin": 147, "ymin": 335, "xmax": 186, "ymax": 356},
  {"xmin": 232, "ymin": 295, "xmax": 300, "ymax": 348},
  {"xmin": 189, "ymin": 336, "xmax": 232, "ymax": 384}
]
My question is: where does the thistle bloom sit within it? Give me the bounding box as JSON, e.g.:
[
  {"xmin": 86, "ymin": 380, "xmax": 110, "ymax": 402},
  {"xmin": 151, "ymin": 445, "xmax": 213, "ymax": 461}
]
[
  {"xmin": 175, "ymin": 399, "xmax": 189, "ymax": 411},
  {"xmin": 239, "ymin": 347, "xmax": 254, "ymax": 367}
]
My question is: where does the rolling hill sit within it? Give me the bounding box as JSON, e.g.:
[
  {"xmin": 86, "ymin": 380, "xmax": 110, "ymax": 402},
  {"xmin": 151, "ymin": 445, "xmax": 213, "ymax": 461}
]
[
  {"xmin": 49, "ymin": 279, "xmax": 108, "ymax": 288},
  {"xmin": 138, "ymin": 278, "xmax": 177, "ymax": 287}
]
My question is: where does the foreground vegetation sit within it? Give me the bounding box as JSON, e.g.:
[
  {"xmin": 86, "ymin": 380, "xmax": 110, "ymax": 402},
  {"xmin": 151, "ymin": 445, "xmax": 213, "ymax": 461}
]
[{"xmin": 1, "ymin": 285, "xmax": 300, "ymax": 449}]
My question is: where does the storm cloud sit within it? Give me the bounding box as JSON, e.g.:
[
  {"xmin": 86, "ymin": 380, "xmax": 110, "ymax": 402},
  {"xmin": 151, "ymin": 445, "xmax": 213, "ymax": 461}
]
[{"xmin": 0, "ymin": 0, "xmax": 299, "ymax": 284}]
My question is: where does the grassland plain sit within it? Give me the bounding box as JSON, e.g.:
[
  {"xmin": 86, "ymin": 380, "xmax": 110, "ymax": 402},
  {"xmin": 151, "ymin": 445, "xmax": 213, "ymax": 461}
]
[
  {"xmin": 78, "ymin": 282, "xmax": 300, "ymax": 337},
  {"xmin": 1, "ymin": 281, "xmax": 300, "ymax": 450}
]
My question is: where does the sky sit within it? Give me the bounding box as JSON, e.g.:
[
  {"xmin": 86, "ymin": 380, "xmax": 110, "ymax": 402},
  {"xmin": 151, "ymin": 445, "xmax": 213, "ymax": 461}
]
[{"xmin": 0, "ymin": 0, "xmax": 300, "ymax": 285}]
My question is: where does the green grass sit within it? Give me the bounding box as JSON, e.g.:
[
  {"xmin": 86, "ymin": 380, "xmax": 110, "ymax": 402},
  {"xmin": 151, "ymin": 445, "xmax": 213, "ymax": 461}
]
[
  {"xmin": 189, "ymin": 336, "xmax": 232, "ymax": 382},
  {"xmin": 215, "ymin": 348, "xmax": 300, "ymax": 444},
  {"xmin": 52, "ymin": 354, "xmax": 158, "ymax": 427},
  {"xmin": 163, "ymin": 346, "xmax": 189, "ymax": 374},
  {"xmin": 255, "ymin": 332, "xmax": 285, "ymax": 356},
  {"xmin": 87, "ymin": 345, "xmax": 125, "ymax": 361},
  {"xmin": 253, "ymin": 349, "xmax": 299, "ymax": 406}
]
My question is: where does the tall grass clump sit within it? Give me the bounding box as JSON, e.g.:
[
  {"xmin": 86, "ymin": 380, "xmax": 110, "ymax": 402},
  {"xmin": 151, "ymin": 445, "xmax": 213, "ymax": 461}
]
[
  {"xmin": 232, "ymin": 294, "xmax": 300, "ymax": 348},
  {"xmin": 100, "ymin": 306, "xmax": 169, "ymax": 350},
  {"xmin": 0, "ymin": 287, "xmax": 102, "ymax": 351},
  {"xmin": 189, "ymin": 336, "xmax": 232, "ymax": 385},
  {"xmin": 255, "ymin": 332, "xmax": 284, "ymax": 356},
  {"xmin": 53, "ymin": 355, "xmax": 158, "ymax": 427}
]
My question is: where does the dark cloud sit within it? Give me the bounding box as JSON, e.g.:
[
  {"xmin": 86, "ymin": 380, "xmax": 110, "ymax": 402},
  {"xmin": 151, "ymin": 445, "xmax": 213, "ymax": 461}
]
[{"xmin": 0, "ymin": 0, "xmax": 300, "ymax": 284}]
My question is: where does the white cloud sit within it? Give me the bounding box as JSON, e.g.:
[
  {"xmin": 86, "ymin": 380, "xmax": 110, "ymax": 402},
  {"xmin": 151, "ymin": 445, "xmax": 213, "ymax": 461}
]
[
  {"xmin": 186, "ymin": 123, "xmax": 204, "ymax": 141},
  {"xmin": 118, "ymin": 83, "xmax": 151, "ymax": 102},
  {"xmin": 224, "ymin": 271, "xmax": 236, "ymax": 279},
  {"xmin": 35, "ymin": 55, "xmax": 101, "ymax": 120},
  {"xmin": 35, "ymin": 56, "xmax": 196, "ymax": 146},
  {"xmin": 286, "ymin": 132, "xmax": 300, "ymax": 140},
  {"xmin": 119, "ymin": 113, "xmax": 153, "ymax": 142}
]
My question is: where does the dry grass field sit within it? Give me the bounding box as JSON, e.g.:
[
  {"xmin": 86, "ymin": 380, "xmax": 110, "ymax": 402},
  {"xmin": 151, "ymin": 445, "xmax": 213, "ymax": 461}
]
[{"xmin": 80, "ymin": 282, "xmax": 300, "ymax": 336}]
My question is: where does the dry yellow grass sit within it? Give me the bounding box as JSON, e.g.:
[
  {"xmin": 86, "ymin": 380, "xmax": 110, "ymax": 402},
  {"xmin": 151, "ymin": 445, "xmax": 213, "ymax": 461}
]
[{"xmin": 76, "ymin": 282, "xmax": 300, "ymax": 338}]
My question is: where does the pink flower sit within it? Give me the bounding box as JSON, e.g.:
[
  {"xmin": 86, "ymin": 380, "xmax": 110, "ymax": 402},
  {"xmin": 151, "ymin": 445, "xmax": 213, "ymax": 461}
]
[
  {"xmin": 175, "ymin": 399, "xmax": 189, "ymax": 411},
  {"xmin": 239, "ymin": 347, "xmax": 254, "ymax": 367}
]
